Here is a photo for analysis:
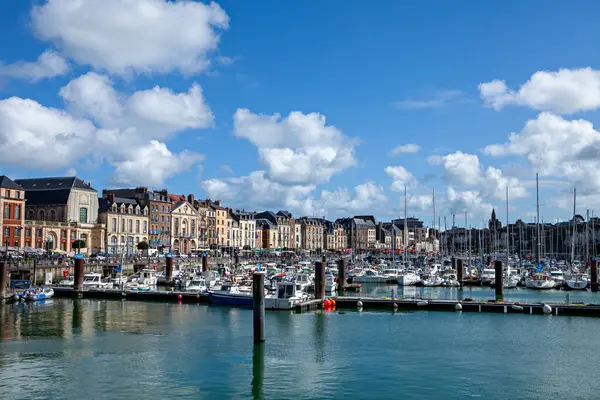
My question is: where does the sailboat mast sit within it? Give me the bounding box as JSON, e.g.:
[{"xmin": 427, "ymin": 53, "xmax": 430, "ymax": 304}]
[
  {"xmin": 571, "ymin": 188, "xmax": 576, "ymax": 266},
  {"xmin": 506, "ymin": 186, "xmax": 509, "ymax": 262},
  {"xmin": 536, "ymin": 173, "xmax": 541, "ymax": 265},
  {"xmin": 404, "ymin": 184, "xmax": 408, "ymax": 258},
  {"xmin": 586, "ymin": 209, "xmax": 590, "ymax": 266},
  {"xmin": 432, "ymin": 188, "xmax": 436, "ymax": 254}
]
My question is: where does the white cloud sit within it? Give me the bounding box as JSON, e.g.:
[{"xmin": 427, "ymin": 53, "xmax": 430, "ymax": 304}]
[
  {"xmin": 233, "ymin": 108, "xmax": 357, "ymax": 185},
  {"xmin": 446, "ymin": 187, "xmax": 495, "ymax": 218},
  {"xmin": 0, "ymin": 49, "xmax": 69, "ymax": 82},
  {"xmin": 385, "ymin": 165, "xmax": 415, "ymax": 191},
  {"xmin": 484, "ymin": 112, "xmax": 600, "ymax": 202},
  {"xmin": 65, "ymin": 167, "xmax": 77, "ymax": 176},
  {"xmin": 391, "ymin": 143, "xmax": 420, "ymax": 155},
  {"xmin": 60, "ymin": 72, "xmax": 214, "ymax": 140},
  {"xmin": 319, "ymin": 182, "xmax": 387, "ymax": 216},
  {"xmin": 31, "ymin": 0, "xmax": 229, "ymax": 75},
  {"xmin": 428, "ymin": 151, "xmax": 527, "ymax": 200},
  {"xmin": 479, "ymin": 68, "xmax": 600, "ymax": 114},
  {"xmin": 112, "ymin": 140, "xmax": 204, "ymax": 187},
  {"xmin": 220, "ymin": 164, "xmax": 234, "ymax": 174},
  {"xmin": 0, "ymin": 97, "xmax": 96, "ymax": 170},
  {"xmin": 394, "ymin": 90, "xmax": 466, "ymax": 110}
]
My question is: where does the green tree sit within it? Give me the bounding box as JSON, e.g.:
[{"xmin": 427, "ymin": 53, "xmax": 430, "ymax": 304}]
[{"xmin": 137, "ymin": 241, "xmax": 150, "ymax": 251}]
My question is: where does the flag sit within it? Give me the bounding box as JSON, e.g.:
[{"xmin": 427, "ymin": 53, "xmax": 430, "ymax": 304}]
[
  {"xmin": 114, "ymin": 264, "xmax": 122, "ymax": 273},
  {"xmin": 536, "ymin": 262, "xmax": 543, "ymax": 273}
]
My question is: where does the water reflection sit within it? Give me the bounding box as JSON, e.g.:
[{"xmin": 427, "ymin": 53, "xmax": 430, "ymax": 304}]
[
  {"xmin": 313, "ymin": 312, "xmax": 326, "ymax": 364},
  {"xmin": 251, "ymin": 344, "xmax": 264, "ymax": 400}
]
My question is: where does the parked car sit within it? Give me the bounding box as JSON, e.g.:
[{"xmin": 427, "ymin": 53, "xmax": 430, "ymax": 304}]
[{"xmin": 89, "ymin": 253, "xmax": 107, "ymax": 262}]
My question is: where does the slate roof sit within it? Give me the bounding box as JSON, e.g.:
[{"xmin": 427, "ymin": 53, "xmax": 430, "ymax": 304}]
[
  {"xmin": 0, "ymin": 175, "xmax": 24, "ymax": 190},
  {"xmin": 256, "ymin": 218, "xmax": 275, "ymax": 229},
  {"xmin": 15, "ymin": 177, "xmax": 95, "ymax": 191},
  {"xmin": 24, "ymin": 189, "xmax": 71, "ymax": 206}
]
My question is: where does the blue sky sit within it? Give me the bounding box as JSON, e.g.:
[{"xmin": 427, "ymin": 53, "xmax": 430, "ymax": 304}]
[{"xmin": 1, "ymin": 1, "xmax": 600, "ymax": 226}]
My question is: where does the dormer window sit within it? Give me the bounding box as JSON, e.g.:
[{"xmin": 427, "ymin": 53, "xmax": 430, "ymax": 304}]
[
  {"xmin": 120, "ymin": 204, "xmax": 126, "ymax": 213},
  {"xmin": 112, "ymin": 204, "xmax": 117, "ymax": 212}
]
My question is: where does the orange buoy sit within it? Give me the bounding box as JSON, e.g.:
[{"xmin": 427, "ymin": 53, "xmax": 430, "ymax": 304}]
[
  {"xmin": 329, "ymin": 299, "xmax": 336, "ymax": 307},
  {"xmin": 324, "ymin": 299, "xmax": 331, "ymax": 308}
]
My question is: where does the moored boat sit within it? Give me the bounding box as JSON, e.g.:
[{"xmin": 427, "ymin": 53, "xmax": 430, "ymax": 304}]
[
  {"xmin": 208, "ymin": 284, "xmax": 254, "ymax": 306},
  {"xmin": 565, "ymin": 274, "xmax": 589, "ymax": 290},
  {"xmin": 525, "ymin": 273, "xmax": 556, "ymax": 290}
]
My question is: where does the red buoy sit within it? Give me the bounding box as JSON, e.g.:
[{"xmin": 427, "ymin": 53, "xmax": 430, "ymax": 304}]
[
  {"xmin": 177, "ymin": 294, "xmax": 183, "ymax": 300},
  {"xmin": 196, "ymin": 294, "xmax": 200, "ymax": 300}
]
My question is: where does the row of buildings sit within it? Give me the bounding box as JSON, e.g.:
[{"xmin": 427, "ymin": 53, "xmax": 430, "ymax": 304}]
[{"xmin": 0, "ymin": 175, "xmax": 438, "ymax": 256}]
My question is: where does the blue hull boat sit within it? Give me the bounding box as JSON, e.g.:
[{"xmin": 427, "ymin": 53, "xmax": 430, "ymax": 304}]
[{"xmin": 208, "ymin": 291, "xmax": 253, "ymax": 307}]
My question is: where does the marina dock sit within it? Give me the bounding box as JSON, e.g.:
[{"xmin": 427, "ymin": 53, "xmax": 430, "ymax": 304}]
[{"xmin": 8, "ymin": 287, "xmax": 599, "ymax": 318}]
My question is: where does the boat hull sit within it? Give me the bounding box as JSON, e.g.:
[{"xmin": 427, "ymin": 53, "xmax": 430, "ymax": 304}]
[
  {"xmin": 25, "ymin": 289, "xmax": 54, "ymax": 301},
  {"xmin": 565, "ymin": 280, "xmax": 589, "ymax": 290},
  {"xmin": 525, "ymin": 280, "xmax": 556, "ymax": 290},
  {"xmin": 397, "ymin": 275, "xmax": 420, "ymax": 286},
  {"xmin": 208, "ymin": 292, "xmax": 253, "ymax": 307}
]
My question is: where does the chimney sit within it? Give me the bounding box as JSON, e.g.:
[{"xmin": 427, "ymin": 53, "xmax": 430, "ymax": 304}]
[
  {"xmin": 188, "ymin": 194, "xmax": 195, "ymax": 205},
  {"xmin": 216, "ymin": 200, "xmax": 222, "ymax": 206},
  {"xmin": 108, "ymin": 193, "xmax": 115, "ymax": 203}
]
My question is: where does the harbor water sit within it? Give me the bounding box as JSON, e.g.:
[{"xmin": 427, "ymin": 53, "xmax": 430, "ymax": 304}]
[{"xmin": 1, "ymin": 299, "xmax": 600, "ymax": 399}]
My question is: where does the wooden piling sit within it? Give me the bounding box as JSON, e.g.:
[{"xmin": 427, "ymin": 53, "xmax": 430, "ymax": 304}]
[
  {"xmin": 253, "ymin": 272, "xmax": 265, "ymax": 343},
  {"xmin": 234, "ymin": 250, "xmax": 240, "ymax": 266},
  {"xmin": 338, "ymin": 258, "xmax": 347, "ymax": 289},
  {"xmin": 591, "ymin": 259, "xmax": 599, "ymax": 292},
  {"xmin": 494, "ymin": 260, "xmax": 504, "ymax": 301},
  {"xmin": 456, "ymin": 258, "xmax": 463, "ymax": 290},
  {"xmin": 74, "ymin": 258, "xmax": 84, "ymax": 292},
  {"xmin": 251, "ymin": 343, "xmax": 265, "ymax": 399},
  {"xmin": 165, "ymin": 255, "xmax": 174, "ymax": 282},
  {"xmin": 202, "ymin": 254, "xmax": 208, "ymax": 273},
  {"xmin": 315, "ymin": 261, "xmax": 325, "ymax": 300},
  {"xmin": 0, "ymin": 262, "xmax": 7, "ymax": 301}
]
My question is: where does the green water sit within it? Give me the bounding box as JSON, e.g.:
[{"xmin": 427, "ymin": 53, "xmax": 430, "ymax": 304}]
[{"xmin": 1, "ymin": 300, "xmax": 599, "ymax": 399}]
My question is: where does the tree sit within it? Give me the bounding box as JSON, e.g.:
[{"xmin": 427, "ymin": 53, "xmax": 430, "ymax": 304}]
[
  {"xmin": 243, "ymin": 245, "xmax": 251, "ymax": 251},
  {"xmin": 137, "ymin": 241, "xmax": 149, "ymax": 251},
  {"xmin": 71, "ymin": 240, "xmax": 86, "ymax": 254}
]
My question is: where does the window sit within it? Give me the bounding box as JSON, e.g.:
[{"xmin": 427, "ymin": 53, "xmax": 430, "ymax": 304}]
[
  {"xmin": 14, "ymin": 241, "xmax": 19, "ymax": 247},
  {"xmin": 121, "ymin": 219, "xmax": 125, "ymax": 232},
  {"xmin": 71, "ymin": 231, "xmax": 76, "ymax": 239},
  {"xmin": 50, "ymin": 209, "xmax": 56, "ymax": 221},
  {"xmin": 36, "ymin": 229, "xmax": 42, "ymax": 238},
  {"xmin": 79, "ymin": 207, "xmax": 88, "ymax": 223},
  {"xmin": 167, "ymin": 216, "xmax": 170, "ymax": 223},
  {"xmin": 28, "ymin": 210, "xmax": 34, "ymax": 220},
  {"xmin": 15, "ymin": 191, "xmax": 19, "ymax": 199},
  {"xmin": 3, "ymin": 227, "xmax": 9, "ymax": 237},
  {"xmin": 61, "ymin": 242, "xmax": 66, "ymax": 250},
  {"xmin": 136, "ymin": 220, "xmax": 140, "ymax": 234},
  {"xmin": 143, "ymin": 221, "xmax": 147, "ymax": 233},
  {"xmin": 25, "ymin": 228, "xmax": 31, "ymax": 237},
  {"xmin": 61, "ymin": 230, "xmax": 67, "ymax": 239},
  {"xmin": 128, "ymin": 219, "xmax": 133, "ymax": 233},
  {"xmin": 39, "ymin": 210, "xmax": 45, "ymax": 220},
  {"xmin": 112, "ymin": 218, "xmax": 117, "ymax": 232},
  {"xmin": 25, "ymin": 241, "xmax": 30, "ymax": 247},
  {"xmin": 4, "ymin": 204, "xmax": 9, "ymax": 219},
  {"xmin": 14, "ymin": 205, "xmax": 20, "ymax": 220}
]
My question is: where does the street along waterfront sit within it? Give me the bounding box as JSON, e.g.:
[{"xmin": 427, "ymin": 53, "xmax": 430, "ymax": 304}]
[{"xmin": 1, "ymin": 299, "xmax": 599, "ymax": 400}]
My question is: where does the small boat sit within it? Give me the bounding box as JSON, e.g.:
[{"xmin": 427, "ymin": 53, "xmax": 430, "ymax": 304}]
[
  {"xmin": 325, "ymin": 274, "xmax": 337, "ymax": 292},
  {"xmin": 125, "ymin": 269, "xmax": 158, "ymax": 292},
  {"xmin": 186, "ymin": 277, "xmax": 208, "ymax": 292},
  {"xmin": 397, "ymin": 271, "xmax": 421, "ymax": 286},
  {"xmin": 525, "ymin": 273, "xmax": 556, "ymax": 290},
  {"xmin": 83, "ymin": 273, "xmax": 109, "ymax": 289},
  {"xmin": 549, "ymin": 270, "xmax": 566, "ymax": 289},
  {"xmin": 265, "ymin": 281, "xmax": 306, "ymax": 310},
  {"xmin": 480, "ymin": 269, "xmax": 496, "ymax": 286},
  {"xmin": 422, "ymin": 275, "xmax": 444, "ymax": 287},
  {"xmin": 58, "ymin": 276, "xmax": 74, "ymax": 287},
  {"xmin": 352, "ymin": 268, "xmax": 389, "ymax": 284},
  {"xmin": 19, "ymin": 287, "xmax": 54, "ymax": 301},
  {"xmin": 565, "ymin": 274, "xmax": 589, "ymax": 290},
  {"xmin": 208, "ymin": 284, "xmax": 254, "ymax": 306}
]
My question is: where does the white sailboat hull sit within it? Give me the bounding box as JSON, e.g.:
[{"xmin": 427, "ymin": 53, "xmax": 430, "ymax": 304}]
[
  {"xmin": 526, "ymin": 279, "xmax": 556, "ymax": 290},
  {"xmin": 397, "ymin": 274, "xmax": 420, "ymax": 286}
]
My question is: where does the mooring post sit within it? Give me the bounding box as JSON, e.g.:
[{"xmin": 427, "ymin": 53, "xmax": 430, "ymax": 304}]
[
  {"xmin": 74, "ymin": 257, "xmax": 84, "ymax": 292},
  {"xmin": 338, "ymin": 258, "xmax": 347, "ymax": 289},
  {"xmin": 253, "ymin": 272, "xmax": 265, "ymax": 343},
  {"xmin": 494, "ymin": 260, "xmax": 504, "ymax": 301},
  {"xmin": 0, "ymin": 262, "xmax": 8, "ymax": 302},
  {"xmin": 322, "ymin": 253, "xmax": 327, "ymax": 266},
  {"xmin": 165, "ymin": 254, "xmax": 174, "ymax": 282},
  {"xmin": 251, "ymin": 342, "xmax": 265, "ymax": 399},
  {"xmin": 314, "ymin": 261, "xmax": 325, "ymax": 299},
  {"xmin": 202, "ymin": 253, "xmax": 208, "ymax": 273},
  {"xmin": 591, "ymin": 259, "xmax": 599, "ymax": 292},
  {"xmin": 234, "ymin": 249, "xmax": 240, "ymax": 266},
  {"xmin": 32, "ymin": 258, "xmax": 37, "ymax": 286},
  {"xmin": 456, "ymin": 258, "xmax": 463, "ymax": 290}
]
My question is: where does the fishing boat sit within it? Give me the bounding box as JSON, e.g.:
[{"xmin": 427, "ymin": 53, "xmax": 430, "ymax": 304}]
[
  {"xmin": 265, "ymin": 281, "xmax": 306, "ymax": 310},
  {"xmin": 125, "ymin": 269, "xmax": 158, "ymax": 292},
  {"xmin": 13, "ymin": 287, "xmax": 55, "ymax": 302},
  {"xmin": 565, "ymin": 274, "xmax": 589, "ymax": 290},
  {"xmin": 525, "ymin": 273, "xmax": 556, "ymax": 290},
  {"xmin": 186, "ymin": 277, "xmax": 208, "ymax": 292},
  {"xmin": 208, "ymin": 283, "xmax": 253, "ymax": 306}
]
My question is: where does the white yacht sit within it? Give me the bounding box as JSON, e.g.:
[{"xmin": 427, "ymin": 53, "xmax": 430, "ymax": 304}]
[
  {"xmin": 352, "ymin": 268, "xmax": 389, "ymax": 284},
  {"xmin": 480, "ymin": 269, "xmax": 496, "ymax": 286},
  {"xmin": 422, "ymin": 275, "xmax": 444, "ymax": 287},
  {"xmin": 82, "ymin": 273, "xmax": 109, "ymax": 289},
  {"xmin": 58, "ymin": 276, "xmax": 74, "ymax": 287},
  {"xmin": 525, "ymin": 273, "xmax": 556, "ymax": 290},
  {"xmin": 382, "ymin": 269, "xmax": 400, "ymax": 282},
  {"xmin": 295, "ymin": 273, "xmax": 313, "ymax": 292},
  {"xmin": 125, "ymin": 269, "xmax": 158, "ymax": 292},
  {"xmin": 325, "ymin": 274, "xmax": 337, "ymax": 292},
  {"xmin": 186, "ymin": 277, "xmax": 208, "ymax": 292},
  {"xmin": 549, "ymin": 270, "xmax": 566, "ymax": 288},
  {"xmin": 397, "ymin": 271, "xmax": 421, "ymax": 286},
  {"xmin": 565, "ymin": 274, "xmax": 589, "ymax": 290}
]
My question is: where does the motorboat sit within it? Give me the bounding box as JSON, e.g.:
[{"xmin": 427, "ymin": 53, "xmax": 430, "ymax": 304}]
[
  {"xmin": 352, "ymin": 268, "xmax": 388, "ymax": 284},
  {"xmin": 525, "ymin": 273, "xmax": 556, "ymax": 290},
  {"xmin": 441, "ymin": 271, "xmax": 460, "ymax": 287},
  {"xmin": 549, "ymin": 270, "xmax": 566, "ymax": 289},
  {"xmin": 109, "ymin": 272, "xmax": 128, "ymax": 289},
  {"xmin": 202, "ymin": 270, "xmax": 221, "ymax": 288},
  {"xmin": 295, "ymin": 273, "xmax": 313, "ymax": 292},
  {"xmin": 422, "ymin": 275, "xmax": 444, "ymax": 287},
  {"xmin": 208, "ymin": 284, "xmax": 254, "ymax": 306},
  {"xmin": 186, "ymin": 277, "xmax": 208, "ymax": 292},
  {"xmin": 83, "ymin": 273, "xmax": 109, "ymax": 289},
  {"xmin": 58, "ymin": 276, "xmax": 74, "ymax": 287},
  {"xmin": 480, "ymin": 269, "xmax": 496, "ymax": 286},
  {"xmin": 265, "ymin": 281, "xmax": 305, "ymax": 310},
  {"xmin": 565, "ymin": 274, "xmax": 589, "ymax": 290},
  {"xmin": 12, "ymin": 287, "xmax": 55, "ymax": 302},
  {"xmin": 397, "ymin": 271, "xmax": 421, "ymax": 286},
  {"xmin": 382, "ymin": 269, "xmax": 400, "ymax": 283},
  {"xmin": 125, "ymin": 269, "xmax": 158, "ymax": 292}
]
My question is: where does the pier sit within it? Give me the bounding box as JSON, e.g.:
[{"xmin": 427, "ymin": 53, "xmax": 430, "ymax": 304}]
[{"xmin": 11, "ymin": 287, "xmax": 599, "ymax": 318}]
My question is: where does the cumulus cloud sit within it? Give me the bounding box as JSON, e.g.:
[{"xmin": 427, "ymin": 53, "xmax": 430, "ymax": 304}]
[
  {"xmin": 479, "ymin": 68, "xmax": 600, "ymax": 114},
  {"xmin": 112, "ymin": 140, "xmax": 204, "ymax": 187},
  {"xmin": 233, "ymin": 108, "xmax": 357, "ymax": 185},
  {"xmin": 0, "ymin": 50, "xmax": 69, "ymax": 82},
  {"xmin": 428, "ymin": 151, "xmax": 527, "ymax": 200},
  {"xmin": 31, "ymin": 0, "xmax": 229, "ymax": 75},
  {"xmin": 385, "ymin": 165, "xmax": 415, "ymax": 191},
  {"xmin": 446, "ymin": 187, "xmax": 495, "ymax": 217},
  {"xmin": 391, "ymin": 143, "xmax": 420, "ymax": 155},
  {"xmin": 319, "ymin": 182, "xmax": 387, "ymax": 216},
  {"xmin": 60, "ymin": 72, "xmax": 214, "ymax": 139},
  {"xmin": 0, "ymin": 97, "xmax": 96, "ymax": 170}
]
